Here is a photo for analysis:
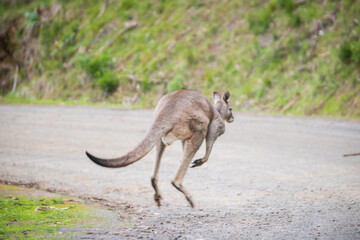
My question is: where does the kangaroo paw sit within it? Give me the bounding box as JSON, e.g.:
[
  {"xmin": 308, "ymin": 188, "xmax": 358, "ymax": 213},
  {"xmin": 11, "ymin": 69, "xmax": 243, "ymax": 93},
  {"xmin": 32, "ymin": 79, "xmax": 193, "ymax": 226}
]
[{"xmin": 191, "ymin": 158, "xmax": 204, "ymax": 168}]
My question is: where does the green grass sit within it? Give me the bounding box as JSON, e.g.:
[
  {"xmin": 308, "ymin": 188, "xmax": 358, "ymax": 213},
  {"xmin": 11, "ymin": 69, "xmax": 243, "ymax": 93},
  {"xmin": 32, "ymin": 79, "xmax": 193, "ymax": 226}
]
[
  {"xmin": 1, "ymin": 0, "xmax": 360, "ymax": 117},
  {"xmin": 0, "ymin": 93, "xmax": 150, "ymax": 109},
  {"xmin": 0, "ymin": 184, "xmax": 128, "ymax": 239},
  {"xmin": 0, "ymin": 193, "xmax": 90, "ymax": 239}
]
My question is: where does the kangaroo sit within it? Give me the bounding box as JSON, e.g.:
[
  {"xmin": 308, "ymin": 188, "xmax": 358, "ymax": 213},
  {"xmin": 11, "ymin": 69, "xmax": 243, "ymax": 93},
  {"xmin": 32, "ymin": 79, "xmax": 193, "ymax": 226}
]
[{"xmin": 86, "ymin": 90, "xmax": 234, "ymax": 207}]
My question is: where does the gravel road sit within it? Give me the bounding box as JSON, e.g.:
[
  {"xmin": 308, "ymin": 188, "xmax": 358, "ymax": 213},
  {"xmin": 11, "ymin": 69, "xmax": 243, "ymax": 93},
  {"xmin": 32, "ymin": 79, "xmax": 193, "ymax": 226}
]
[{"xmin": 0, "ymin": 105, "xmax": 359, "ymax": 239}]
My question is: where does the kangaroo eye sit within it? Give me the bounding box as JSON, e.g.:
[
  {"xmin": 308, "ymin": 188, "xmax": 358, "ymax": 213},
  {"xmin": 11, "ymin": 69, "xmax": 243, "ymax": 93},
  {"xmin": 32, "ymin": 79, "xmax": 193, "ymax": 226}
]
[{"xmin": 229, "ymin": 107, "xmax": 232, "ymax": 111}]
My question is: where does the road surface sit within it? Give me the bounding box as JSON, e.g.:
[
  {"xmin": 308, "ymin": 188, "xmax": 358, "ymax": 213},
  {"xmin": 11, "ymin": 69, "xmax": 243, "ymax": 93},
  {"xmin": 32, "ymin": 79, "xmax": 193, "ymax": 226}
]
[{"xmin": 0, "ymin": 105, "xmax": 359, "ymax": 239}]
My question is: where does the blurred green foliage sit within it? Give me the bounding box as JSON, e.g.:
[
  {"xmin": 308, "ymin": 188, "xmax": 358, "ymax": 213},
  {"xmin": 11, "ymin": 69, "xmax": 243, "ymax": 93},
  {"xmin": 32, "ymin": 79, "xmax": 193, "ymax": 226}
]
[
  {"xmin": 78, "ymin": 53, "xmax": 113, "ymax": 78},
  {"xmin": 1, "ymin": 0, "xmax": 359, "ymax": 116},
  {"xmin": 339, "ymin": 41, "xmax": 360, "ymax": 64},
  {"xmin": 248, "ymin": 7, "xmax": 272, "ymax": 35},
  {"xmin": 97, "ymin": 71, "xmax": 119, "ymax": 93},
  {"xmin": 168, "ymin": 75, "xmax": 185, "ymax": 93},
  {"xmin": 24, "ymin": 10, "xmax": 39, "ymax": 27},
  {"xmin": 78, "ymin": 53, "xmax": 119, "ymax": 93}
]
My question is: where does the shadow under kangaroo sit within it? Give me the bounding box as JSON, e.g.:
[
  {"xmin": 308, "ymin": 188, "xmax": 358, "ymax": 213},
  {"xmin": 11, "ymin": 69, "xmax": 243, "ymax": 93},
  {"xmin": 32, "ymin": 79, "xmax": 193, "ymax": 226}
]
[{"xmin": 86, "ymin": 90, "xmax": 234, "ymax": 207}]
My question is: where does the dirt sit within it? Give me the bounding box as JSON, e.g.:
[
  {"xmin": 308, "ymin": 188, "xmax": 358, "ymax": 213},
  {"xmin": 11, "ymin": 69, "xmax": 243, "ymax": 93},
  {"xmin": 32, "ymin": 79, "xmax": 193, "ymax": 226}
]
[{"xmin": 0, "ymin": 104, "xmax": 359, "ymax": 239}]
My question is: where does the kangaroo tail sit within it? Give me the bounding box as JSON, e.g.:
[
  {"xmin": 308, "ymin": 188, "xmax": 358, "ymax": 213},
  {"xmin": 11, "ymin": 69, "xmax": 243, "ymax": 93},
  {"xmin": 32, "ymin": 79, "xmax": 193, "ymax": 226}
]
[{"xmin": 86, "ymin": 126, "xmax": 164, "ymax": 168}]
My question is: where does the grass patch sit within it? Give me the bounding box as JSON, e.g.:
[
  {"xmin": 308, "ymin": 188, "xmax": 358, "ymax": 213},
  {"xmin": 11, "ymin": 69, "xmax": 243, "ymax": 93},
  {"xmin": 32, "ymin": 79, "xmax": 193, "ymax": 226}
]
[
  {"xmin": 0, "ymin": 184, "xmax": 126, "ymax": 239},
  {"xmin": 0, "ymin": 93, "xmax": 151, "ymax": 110},
  {"xmin": 0, "ymin": 195, "xmax": 88, "ymax": 239}
]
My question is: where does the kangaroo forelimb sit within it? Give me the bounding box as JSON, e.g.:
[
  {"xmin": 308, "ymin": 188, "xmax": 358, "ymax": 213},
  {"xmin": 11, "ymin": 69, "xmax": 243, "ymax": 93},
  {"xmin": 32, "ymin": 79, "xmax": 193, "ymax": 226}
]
[{"xmin": 191, "ymin": 119, "xmax": 225, "ymax": 168}]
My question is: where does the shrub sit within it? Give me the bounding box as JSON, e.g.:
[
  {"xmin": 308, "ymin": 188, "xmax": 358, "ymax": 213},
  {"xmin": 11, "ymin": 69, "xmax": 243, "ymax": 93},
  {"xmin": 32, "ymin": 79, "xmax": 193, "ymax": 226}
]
[
  {"xmin": 78, "ymin": 53, "xmax": 113, "ymax": 78},
  {"xmin": 78, "ymin": 53, "xmax": 119, "ymax": 93},
  {"xmin": 339, "ymin": 42, "xmax": 352, "ymax": 64},
  {"xmin": 248, "ymin": 7, "xmax": 272, "ymax": 35},
  {"xmin": 96, "ymin": 71, "xmax": 119, "ymax": 93},
  {"xmin": 290, "ymin": 14, "xmax": 301, "ymax": 27},
  {"xmin": 339, "ymin": 41, "xmax": 360, "ymax": 64},
  {"xmin": 167, "ymin": 75, "xmax": 185, "ymax": 93},
  {"xmin": 142, "ymin": 77, "xmax": 152, "ymax": 92},
  {"xmin": 351, "ymin": 40, "xmax": 360, "ymax": 63},
  {"xmin": 277, "ymin": 0, "xmax": 295, "ymax": 14}
]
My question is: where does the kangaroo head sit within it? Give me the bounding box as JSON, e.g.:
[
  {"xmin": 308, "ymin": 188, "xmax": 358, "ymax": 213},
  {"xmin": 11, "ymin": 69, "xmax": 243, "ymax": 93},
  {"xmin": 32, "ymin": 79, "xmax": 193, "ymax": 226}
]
[{"xmin": 212, "ymin": 91, "xmax": 234, "ymax": 123}]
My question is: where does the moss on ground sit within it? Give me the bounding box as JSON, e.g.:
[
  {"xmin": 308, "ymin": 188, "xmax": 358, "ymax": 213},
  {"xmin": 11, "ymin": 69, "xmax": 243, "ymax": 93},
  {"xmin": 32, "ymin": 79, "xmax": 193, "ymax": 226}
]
[{"xmin": 0, "ymin": 184, "xmax": 124, "ymax": 239}]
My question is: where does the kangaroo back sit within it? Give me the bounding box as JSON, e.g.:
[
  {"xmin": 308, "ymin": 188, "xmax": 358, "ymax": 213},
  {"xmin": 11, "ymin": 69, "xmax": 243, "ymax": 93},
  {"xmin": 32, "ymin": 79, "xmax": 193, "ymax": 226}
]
[{"xmin": 86, "ymin": 125, "xmax": 163, "ymax": 168}]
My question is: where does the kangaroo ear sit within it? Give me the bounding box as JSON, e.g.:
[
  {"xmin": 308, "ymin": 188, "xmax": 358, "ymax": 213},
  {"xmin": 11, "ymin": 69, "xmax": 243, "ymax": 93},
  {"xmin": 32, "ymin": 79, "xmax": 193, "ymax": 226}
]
[
  {"xmin": 223, "ymin": 91, "xmax": 230, "ymax": 103},
  {"xmin": 212, "ymin": 92, "xmax": 221, "ymax": 103}
]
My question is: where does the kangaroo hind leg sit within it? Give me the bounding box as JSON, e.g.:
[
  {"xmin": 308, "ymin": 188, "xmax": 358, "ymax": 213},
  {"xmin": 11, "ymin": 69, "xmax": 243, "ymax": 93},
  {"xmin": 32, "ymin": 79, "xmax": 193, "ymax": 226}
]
[
  {"xmin": 171, "ymin": 132, "xmax": 204, "ymax": 208},
  {"xmin": 151, "ymin": 140, "xmax": 166, "ymax": 207}
]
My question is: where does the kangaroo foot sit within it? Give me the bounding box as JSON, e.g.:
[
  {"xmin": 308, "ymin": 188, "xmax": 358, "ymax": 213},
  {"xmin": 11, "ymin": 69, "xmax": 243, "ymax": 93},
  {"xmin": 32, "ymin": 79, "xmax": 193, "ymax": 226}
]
[
  {"xmin": 154, "ymin": 193, "xmax": 162, "ymax": 207},
  {"xmin": 171, "ymin": 181, "xmax": 194, "ymax": 208},
  {"xmin": 191, "ymin": 158, "xmax": 204, "ymax": 168},
  {"xmin": 151, "ymin": 177, "xmax": 162, "ymax": 207}
]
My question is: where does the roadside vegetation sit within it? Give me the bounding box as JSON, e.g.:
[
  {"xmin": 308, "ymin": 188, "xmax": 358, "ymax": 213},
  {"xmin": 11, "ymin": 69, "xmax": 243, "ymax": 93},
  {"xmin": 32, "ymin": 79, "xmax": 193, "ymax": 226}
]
[
  {"xmin": 0, "ymin": 195, "xmax": 83, "ymax": 239},
  {"xmin": 0, "ymin": 0, "xmax": 359, "ymax": 117},
  {"xmin": 0, "ymin": 184, "xmax": 123, "ymax": 239}
]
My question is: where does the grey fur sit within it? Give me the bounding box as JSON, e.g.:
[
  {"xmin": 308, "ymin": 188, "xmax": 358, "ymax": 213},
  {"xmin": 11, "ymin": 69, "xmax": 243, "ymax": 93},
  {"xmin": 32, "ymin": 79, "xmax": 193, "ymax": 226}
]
[{"xmin": 86, "ymin": 90, "xmax": 234, "ymax": 207}]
